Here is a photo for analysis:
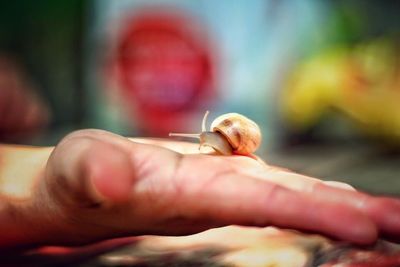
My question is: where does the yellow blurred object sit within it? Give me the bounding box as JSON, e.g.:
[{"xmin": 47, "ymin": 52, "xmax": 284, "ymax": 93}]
[{"xmin": 281, "ymin": 38, "xmax": 400, "ymax": 141}]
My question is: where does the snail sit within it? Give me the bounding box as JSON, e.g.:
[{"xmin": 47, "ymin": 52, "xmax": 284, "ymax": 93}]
[{"xmin": 169, "ymin": 111, "xmax": 262, "ymax": 155}]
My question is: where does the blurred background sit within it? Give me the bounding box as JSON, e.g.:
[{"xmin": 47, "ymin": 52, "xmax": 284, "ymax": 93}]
[{"xmin": 0, "ymin": 0, "xmax": 399, "ymax": 195}]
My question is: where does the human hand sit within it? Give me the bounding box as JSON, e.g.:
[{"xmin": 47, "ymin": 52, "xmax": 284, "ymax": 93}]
[{"xmin": 19, "ymin": 129, "xmax": 400, "ymax": 247}]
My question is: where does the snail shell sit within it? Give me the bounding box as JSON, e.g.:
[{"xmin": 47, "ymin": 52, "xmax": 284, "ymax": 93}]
[
  {"xmin": 169, "ymin": 111, "xmax": 262, "ymax": 156},
  {"xmin": 210, "ymin": 113, "xmax": 261, "ymax": 155}
]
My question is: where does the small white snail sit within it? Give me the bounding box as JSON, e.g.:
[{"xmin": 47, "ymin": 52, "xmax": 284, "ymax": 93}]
[{"xmin": 169, "ymin": 111, "xmax": 262, "ymax": 155}]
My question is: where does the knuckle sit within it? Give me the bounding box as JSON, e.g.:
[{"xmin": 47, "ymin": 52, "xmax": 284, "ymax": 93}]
[
  {"xmin": 61, "ymin": 129, "xmax": 104, "ymax": 143},
  {"xmin": 55, "ymin": 134, "xmax": 95, "ymax": 158},
  {"xmin": 262, "ymin": 183, "xmax": 287, "ymax": 207},
  {"xmin": 56, "ymin": 129, "xmax": 114, "ymax": 154},
  {"xmin": 264, "ymin": 183, "xmax": 281, "ymax": 199},
  {"xmin": 323, "ymin": 181, "xmax": 356, "ymax": 191}
]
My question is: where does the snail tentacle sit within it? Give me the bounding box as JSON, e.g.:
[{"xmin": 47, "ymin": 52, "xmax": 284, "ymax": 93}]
[{"xmin": 201, "ymin": 110, "xmax": 210, "ymax": 132}]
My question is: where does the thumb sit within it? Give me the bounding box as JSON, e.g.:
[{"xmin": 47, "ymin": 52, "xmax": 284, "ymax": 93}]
[
  {"xmin": 46, "ymin": 130, "xmax": 181, "ymax": 206},
  {"xmin": 45, "ymin": 132, "xmax": 136, "ymax": 205},
  {"xmin": 86, "ymin": 142, "xmax": 135, "ymax": 203}
]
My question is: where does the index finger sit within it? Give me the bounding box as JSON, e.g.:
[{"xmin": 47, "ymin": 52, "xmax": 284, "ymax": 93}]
[{"xmin": 171, "ymin": 154, "xmax": 378, "ymax": 244}]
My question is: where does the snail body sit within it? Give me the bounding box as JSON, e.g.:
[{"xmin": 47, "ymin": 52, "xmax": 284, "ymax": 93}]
[{"xmin": 169, "ymin": 111, "xmax": 261, "ymax": 155}]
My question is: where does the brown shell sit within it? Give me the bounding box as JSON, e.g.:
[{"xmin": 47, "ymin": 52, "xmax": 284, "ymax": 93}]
[{"xmin": 210, "ymin": 113, "xmax": 261, "ymax": 155}]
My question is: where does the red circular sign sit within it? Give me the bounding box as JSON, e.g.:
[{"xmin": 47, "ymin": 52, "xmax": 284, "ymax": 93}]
[{"xmin": 115, "ymin": 11, "xmax": 215, "ymax": 135}]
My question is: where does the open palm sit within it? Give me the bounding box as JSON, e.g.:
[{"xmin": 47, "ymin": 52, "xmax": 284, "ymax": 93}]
[{"xmin": 31, "ymin": 129, "xmax": 400, "ymax": 247}]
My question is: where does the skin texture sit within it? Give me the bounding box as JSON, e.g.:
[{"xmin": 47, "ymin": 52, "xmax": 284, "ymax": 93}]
[{"xmin": 0, "ymin": 129, "xmax": 400, "ymax": 251}]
